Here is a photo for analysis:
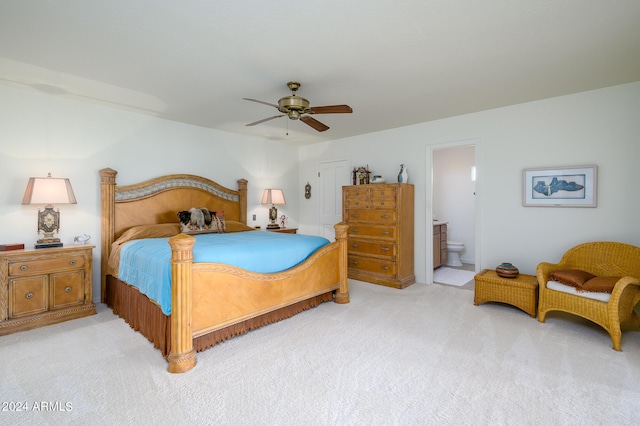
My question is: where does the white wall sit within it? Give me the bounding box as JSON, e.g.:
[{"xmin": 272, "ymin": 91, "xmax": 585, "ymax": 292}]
[
  {"xmin": 299, "ymin": 82, "xmax": 640, "ymax": 284},
  {"xmin": 433, "ymin": 145, "xmax": 476, "ymax": 264},
  {"xmin": 3, "ymin": 82, "xmax": 639, "ymax": 293},
  {"xmin": 0, "ymin": 85, "xmax": 299, "ymax": 301}
]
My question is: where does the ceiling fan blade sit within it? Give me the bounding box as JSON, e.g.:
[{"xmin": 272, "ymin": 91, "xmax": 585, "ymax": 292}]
[
  {"xmin": 309, "ymin": 105, "xmax": 353, "ymax": 114},
  {"xmin": 245, "ymin": 115, "xmax": 285, "ymax": 126},
  {"xmin": 300, "ymin": 116, "xmax": 330, "ymax": 132},
  {"xmin": 243, "ymin": 98, "xmax": 279, "ymax": 109}
]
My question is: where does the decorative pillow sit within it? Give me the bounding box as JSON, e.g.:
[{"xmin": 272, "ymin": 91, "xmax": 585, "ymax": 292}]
[
  {"xmin": 177, "ymin": 208, "xmax": 225, "ymax": 234},
  {"xmin": 581, "ymin": 276, "xmax": 620, "ymax": 293},
  {"xmin": 548, "ymin": 269, "xmax": 596, "ymax": 289},
  {"xmin": 114, "ymin": 223, "xmax": 180, "ymax": 245}
]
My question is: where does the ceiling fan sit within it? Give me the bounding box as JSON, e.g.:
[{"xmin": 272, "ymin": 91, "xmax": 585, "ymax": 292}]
[{"xmin": 243, "ymin": 81, "xmax": 352, "ymax": 132}]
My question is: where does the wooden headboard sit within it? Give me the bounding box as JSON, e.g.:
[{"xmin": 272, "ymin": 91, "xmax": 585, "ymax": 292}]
[{"xmin": 99, "ymin": 168, "xmax": 248, "ymax": 301}]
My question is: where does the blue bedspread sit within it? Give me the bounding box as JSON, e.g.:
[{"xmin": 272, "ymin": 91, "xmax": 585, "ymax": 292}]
[{"xmin": 118, "ymin": 231, "xmax": 330, "ymax": 315}]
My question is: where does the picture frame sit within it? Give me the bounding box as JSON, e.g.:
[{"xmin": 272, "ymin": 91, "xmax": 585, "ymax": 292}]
[{"xmin": 522, "ymin": 165, "xmax": 597, "ymax": 207}]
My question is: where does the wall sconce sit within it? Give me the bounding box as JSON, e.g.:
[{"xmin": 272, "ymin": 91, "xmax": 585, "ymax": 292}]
[
  {"xmin": 22, "ymin": 173, "xmax": 77, "ymax": 248},
  {"xmin": 261, "ymin": 188, "xmax": 286, "ymax": 229}
]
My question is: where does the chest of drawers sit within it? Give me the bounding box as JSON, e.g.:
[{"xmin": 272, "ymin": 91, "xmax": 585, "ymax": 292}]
[
  {"xmin": 343, "ymin": 183, "xmax": 415, "ymax": 289},
  {"xmin": 0, "ymin": 246, "xmax": 96, "ymax": 335}
]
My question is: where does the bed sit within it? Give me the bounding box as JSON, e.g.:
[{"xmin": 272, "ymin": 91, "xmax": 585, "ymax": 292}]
[{"xmin": 99, "ymin": 168, "xmax": 349, "ymax": 373}]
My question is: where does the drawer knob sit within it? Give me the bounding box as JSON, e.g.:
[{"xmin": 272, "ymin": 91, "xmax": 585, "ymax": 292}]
[
  {"xmin": 381, "ymin": 247, "xmax": 390, "ymax": 251},
  {"xmin": 70, "ymin": 260, "xmax": 76, "ymax": 265},
  {"xmin": 25, "ymin": 292, "xmax": 33, "ymax": 299},
  {"xmin": 350, "ymin": 260, "xmax": 359, "ymax": 265},
  {"xmin": 380, "ymin": 202, "xmax": 385, "ymax": 205},
  {"xmin": 380, "ymin": 231, "xmax": 390, "ymax": 235},
  {"xmin": 65, "ymin": 286, "xmax": 72, "ymax": 293},
  {"xmin": 380, "ymin": 266, "xmax": 390, "ymax": 270},
  {"xmin": 350, "ymin": 214, "xmax": 359, "ymax": 218},
  {"xmin": 380, "ymin": 215, "xmax": 390, "ymax": 219},
  {"xmin": 20, "ymin": 265, "xmax": 27, "ymax": 271},
  {"xmin": 351, "ymin": 244, "xmax": 359, "ymax": 248},
  {"xmin": 352, "ymin": 229, "xmax": 359, "ymax": 233}
]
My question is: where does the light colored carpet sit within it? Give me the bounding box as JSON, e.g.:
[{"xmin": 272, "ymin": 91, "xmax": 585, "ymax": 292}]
[
  {"xmin": 2, "ymin": 280, "xmax": 640, "ymax": 425},
  {"xmin": 434, "ymin": 266, "xmax": 475, "ymax": 286}
]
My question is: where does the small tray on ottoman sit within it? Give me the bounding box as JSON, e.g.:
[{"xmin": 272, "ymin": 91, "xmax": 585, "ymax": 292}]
[{"xmin": 474, "ymin": 269, "xmax": 538, "ymax": 317}]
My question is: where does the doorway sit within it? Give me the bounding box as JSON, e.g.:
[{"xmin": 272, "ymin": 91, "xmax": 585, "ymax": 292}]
[
  {"xmin": 426, "ymin": 140, "xmax": 480, "ymax": 284},
  {"xmin": 316, "ymin": 158, "xmax": 350, "ymax": 240}
]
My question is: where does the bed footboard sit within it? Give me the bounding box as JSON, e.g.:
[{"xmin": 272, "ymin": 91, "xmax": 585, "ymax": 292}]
[{"xmin": 166, "ymin": 222, "xmax": 349, "ymax": 374}]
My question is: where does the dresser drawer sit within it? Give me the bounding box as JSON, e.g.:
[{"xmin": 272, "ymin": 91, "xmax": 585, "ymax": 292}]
[
  {"xmin": 348, "ymin": 225, "xmax": 396, "ymax": 239},
  {"xmin": 345, "ymin": 209, "xmax": 396, "ymax": 224},
  {"xmin": 369, "ymin": 187, "xmax": 396, "ymax": 197},
  {"xmin": 369, "ymin": 188, "xmax": 396, "ymax": 208},
  {"xmin": 9, "ymin": 276, "xmax": 48, "ymax": 318},
  {"xmin": 344, "ymin": 189, "xmax": 370, "ymax": 208},
  {"xmin": 344, "ymin": 197, "xmax": 368, "ymax": 208},
  {"xmin": 347, "ymin": 239, "xmax": 396, "ymax": 258},
  {"xmin": 9, "ymin": 256, "xmax": 85, "ymax": 276},
  {"xmin": 347, "ymin": 255, "xmax": 396, "ymax": 276}
]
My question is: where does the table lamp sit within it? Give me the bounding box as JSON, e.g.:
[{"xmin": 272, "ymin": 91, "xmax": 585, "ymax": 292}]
[
  {"xmin": 261, "ymin": 188, "xmax": 286, "ymax": 229},
  {"xmin": 22, "ymin": 173, "xmax": 77, "ymax": 248}
]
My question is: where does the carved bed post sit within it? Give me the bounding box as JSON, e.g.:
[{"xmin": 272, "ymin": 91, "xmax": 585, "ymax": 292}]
[
  {"xmin": 99, "ymin": 168, "xmax": 117, "ymax": 303},
  {"xmin": 237, "ymin": 178, "xmax": 248, "ymax": 225},
  {"xmin": 167, "ymin": 233, "xmax": 197, "ymax": 373},
  {"xmin": 334, "ymin": 222, "xmax": 350, "ymax": 304}
]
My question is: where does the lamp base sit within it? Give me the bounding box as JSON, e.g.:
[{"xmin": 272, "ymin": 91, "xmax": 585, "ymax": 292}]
[
  {"xmin": 266, "ymin": 222, "xmax": 280, "ymax": 229},
  {"xmin": 35, "ymin": 242, "xmax": 63, "ymax": 249}
]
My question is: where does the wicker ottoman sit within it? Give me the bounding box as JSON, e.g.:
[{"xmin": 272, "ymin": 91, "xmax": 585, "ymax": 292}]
[{"xmin": 474, "ymin": 269, "xmax": 538, "ymax": 317}]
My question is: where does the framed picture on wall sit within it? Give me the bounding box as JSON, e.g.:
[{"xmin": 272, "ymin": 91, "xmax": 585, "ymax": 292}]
[{"xmin": 522, "ymin": 165, "xmax": 597, "ymax": 207}]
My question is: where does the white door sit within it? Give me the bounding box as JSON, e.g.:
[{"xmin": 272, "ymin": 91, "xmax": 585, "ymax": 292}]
[{"xmin": 318, "ymin": 159, "xmax": 350, "ymax": 240}]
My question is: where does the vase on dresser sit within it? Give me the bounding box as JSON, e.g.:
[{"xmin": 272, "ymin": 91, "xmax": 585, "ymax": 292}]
[{"xmin": 398, "ymin": 164, "xmax": 408, "ymax": 183}]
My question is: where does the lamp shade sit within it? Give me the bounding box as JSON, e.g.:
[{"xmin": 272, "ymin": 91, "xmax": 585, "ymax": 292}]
[
  {"xmin": 22, "ymin": 173, "xmax": 77, "ymax": 205},
  {"xmin": 261, "ymin": 188, "xmax": 286, "ymax": 205}
]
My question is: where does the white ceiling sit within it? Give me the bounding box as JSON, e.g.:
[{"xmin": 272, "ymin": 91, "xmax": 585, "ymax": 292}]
[{"xmin": 1, "ymin": 0, "xmax": 639, "ymax": 145}]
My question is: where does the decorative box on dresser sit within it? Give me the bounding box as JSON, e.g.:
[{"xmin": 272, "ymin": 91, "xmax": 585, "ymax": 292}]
[
  {"xmin": 342, "ymin": 183, "xmax": 415, "ymax": 289},
  {"xmin": 0, "ymin": 245, "xmax": 96, "ymax": 335}
]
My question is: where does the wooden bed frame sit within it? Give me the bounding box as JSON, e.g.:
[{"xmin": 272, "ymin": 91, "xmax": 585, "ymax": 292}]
[{"xmin": 99, "ymin": 168, "xmax": 349, "ymax": 373}]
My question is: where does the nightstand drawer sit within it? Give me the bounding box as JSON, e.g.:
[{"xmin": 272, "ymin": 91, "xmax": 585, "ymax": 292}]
[
  {"xmin": 348, "ymin": 239, "xmax": 396, "ymax": 258},
  {"xmin": 9, "ymin": 276, "xmax": 48, "ymax": 318},
  {"xmin": 9, "ymin": 256, "xmax": 85, "ymax": 276}
]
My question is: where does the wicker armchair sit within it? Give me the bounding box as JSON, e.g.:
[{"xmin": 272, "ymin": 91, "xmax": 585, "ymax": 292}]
[{"xmin": 537, "ymin": 241, "xmax": 640, "ymax": 351}]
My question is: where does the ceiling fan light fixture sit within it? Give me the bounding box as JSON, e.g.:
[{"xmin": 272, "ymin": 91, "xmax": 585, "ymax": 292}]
[{"xmin": 288, "ymin": 110, "xmax": 300, "ymax": 120}]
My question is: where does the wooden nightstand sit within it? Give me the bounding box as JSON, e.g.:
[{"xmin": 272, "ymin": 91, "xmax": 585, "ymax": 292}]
[
  {"xmin": 0, "ymin": 245, "xmax": 96, "ymax": 335},
  {"xmin": 266, "ymin": 227, "xmax": 298, "ymax": 234}
]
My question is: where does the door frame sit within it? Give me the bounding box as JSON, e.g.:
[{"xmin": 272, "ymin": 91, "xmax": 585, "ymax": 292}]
[{"xmin": 425, "ymin": 139, "xmax": 481, "ymax": 284}]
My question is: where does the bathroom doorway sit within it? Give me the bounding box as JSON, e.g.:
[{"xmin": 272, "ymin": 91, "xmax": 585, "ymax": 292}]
[{"xmin": 426, "ymin": 140, "xmax": 480, "ymax": 285}]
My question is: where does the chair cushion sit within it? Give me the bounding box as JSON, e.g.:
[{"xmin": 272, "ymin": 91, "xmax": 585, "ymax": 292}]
[
  {"xmin": 548, "ymin": 269, "xmax": 596, "ymax": 289},
  {"xmin": 547, "ymin": 280, "xmax": 611, "ymax": 302},
  {"xmin": 581, "ymin": 276, "xmax": 620, "ymax": 293}
]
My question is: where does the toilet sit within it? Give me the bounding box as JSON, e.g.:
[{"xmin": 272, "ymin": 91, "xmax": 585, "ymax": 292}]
[{"xmin": 446, "ymin": 241, "xmax": 465, "ymax": 267}]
